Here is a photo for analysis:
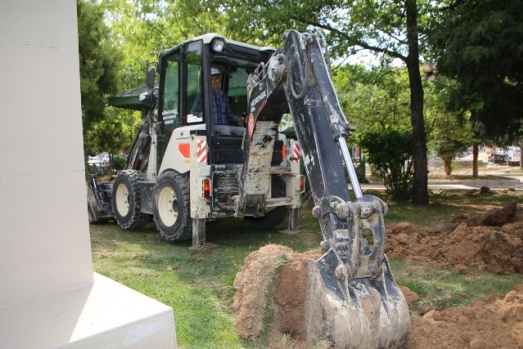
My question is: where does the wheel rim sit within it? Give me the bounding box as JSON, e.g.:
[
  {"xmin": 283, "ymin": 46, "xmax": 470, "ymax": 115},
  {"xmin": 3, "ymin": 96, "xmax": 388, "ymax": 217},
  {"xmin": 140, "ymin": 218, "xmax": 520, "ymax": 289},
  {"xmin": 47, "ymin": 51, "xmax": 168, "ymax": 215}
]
[
  {"xmin": 158, "ymin": 186, "xmax": 178, "ymax": 227},
  {"xmin": 115, "ymin": 183, "xmax": 130, "ymax": 217}
]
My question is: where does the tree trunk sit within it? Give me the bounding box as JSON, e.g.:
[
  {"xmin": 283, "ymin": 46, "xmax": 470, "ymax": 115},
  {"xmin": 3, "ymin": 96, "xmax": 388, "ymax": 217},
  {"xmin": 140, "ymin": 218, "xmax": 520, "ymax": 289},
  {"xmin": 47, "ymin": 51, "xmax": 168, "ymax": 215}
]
[
  {"xmin": 406, "ymin": 0, "xmax": 429, "ymax": 205},
  {"xmin": 442, "ymin": 156, "xmax": 452, "ymax": 176},
  {"xmin": 472, "ymin": 143, "xmax": 479, "ymax": 178}
]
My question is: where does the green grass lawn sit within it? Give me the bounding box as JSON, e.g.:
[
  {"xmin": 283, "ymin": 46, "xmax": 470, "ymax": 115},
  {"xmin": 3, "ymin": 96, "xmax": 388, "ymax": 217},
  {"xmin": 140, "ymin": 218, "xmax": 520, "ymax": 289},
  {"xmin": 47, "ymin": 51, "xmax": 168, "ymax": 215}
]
[{"xmin": 90, "ymin": 190, "xmax": 523, "ymax": 348}]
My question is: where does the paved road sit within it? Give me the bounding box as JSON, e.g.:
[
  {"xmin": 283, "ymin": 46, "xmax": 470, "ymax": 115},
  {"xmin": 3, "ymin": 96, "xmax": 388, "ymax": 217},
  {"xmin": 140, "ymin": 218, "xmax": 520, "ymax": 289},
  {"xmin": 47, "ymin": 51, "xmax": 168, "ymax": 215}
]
[{"xmin": 359, "ymin": 174, "xmax": 523, "ymax": 192}]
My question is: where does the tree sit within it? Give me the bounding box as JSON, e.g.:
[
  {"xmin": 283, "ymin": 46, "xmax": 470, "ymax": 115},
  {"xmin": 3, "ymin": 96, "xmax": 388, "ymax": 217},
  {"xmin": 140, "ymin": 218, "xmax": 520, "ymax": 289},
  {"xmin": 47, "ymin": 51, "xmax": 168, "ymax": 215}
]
[
  {"xmin": 334, "ymin": 62, "xmax": 475, "ymax": 178},
  {"xmin": 218, "ymin": 0, "xmax": 444, "ymax": 204},
  {"xmin": 424, "ymin": 76, "xmax": 475, "ymax": 176},
  {"xmin": 84, "ymin": 107, "xmax": 141, "ymax": 157},
  {"xmin": 333, "ymin": 64, "xmax": 412, "ymax": 190},
  {"xmin": 359, "ymin": 127, "xmax": 414, "ymax": 201},
  {"xmin": 102, "ymin": 0, "xmax": 229, "ymax": 90},
  {"xmin": 77, "ymin": 0, "xmax": 121, "ymax": 136},
  {"xmin": 429, "ymin": 0, "xmax": 523, "ymax": 146},
  {"xmin": 333, "ymin": 64, "xmax": 411, "ymax": 134}
]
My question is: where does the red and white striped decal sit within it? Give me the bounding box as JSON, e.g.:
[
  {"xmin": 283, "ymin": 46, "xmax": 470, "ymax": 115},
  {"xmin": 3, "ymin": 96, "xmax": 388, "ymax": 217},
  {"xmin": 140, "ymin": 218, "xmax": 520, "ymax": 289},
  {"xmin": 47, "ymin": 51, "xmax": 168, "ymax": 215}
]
[
  {"xmin": 197, "ymin": 139, "xmax": 208, "ymax": 163},
  {"xmin": 292, "ymin": 144, "xmax": 301, "ymax": 162},
  {"xmin": 247, "ymin": 113, "xmax": 255, "ymax": 137}
]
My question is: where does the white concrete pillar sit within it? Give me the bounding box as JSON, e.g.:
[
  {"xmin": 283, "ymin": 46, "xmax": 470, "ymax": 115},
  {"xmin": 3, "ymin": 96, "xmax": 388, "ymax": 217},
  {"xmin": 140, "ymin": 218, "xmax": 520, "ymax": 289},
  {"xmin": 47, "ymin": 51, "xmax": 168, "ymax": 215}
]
[{"xmin": 0, "ymin": 1, "xmax": 176, "ymax": 347}]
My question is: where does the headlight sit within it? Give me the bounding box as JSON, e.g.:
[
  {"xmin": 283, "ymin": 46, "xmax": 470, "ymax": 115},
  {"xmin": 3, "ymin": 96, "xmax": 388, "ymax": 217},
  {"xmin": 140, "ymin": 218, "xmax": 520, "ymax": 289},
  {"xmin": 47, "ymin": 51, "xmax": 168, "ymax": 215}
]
[{"xmin": 211, "ymin": 38, "xmax": 226, "ymax": 52}]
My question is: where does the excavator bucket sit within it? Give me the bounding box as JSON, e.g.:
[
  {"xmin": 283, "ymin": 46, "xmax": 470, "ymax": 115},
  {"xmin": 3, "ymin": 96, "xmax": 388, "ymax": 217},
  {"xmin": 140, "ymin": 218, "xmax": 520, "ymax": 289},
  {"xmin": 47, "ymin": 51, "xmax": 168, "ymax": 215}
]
[
  {"xmin": 304, "ymin": 257, "xmax": 410, "ymax": 348},
  {"xmin": 243, "ymin": 30, "xmax": 410, "ymax": 347},
  {"xmin": 305, "ymin": 195, "xmax": 410, "ymax": 348}
]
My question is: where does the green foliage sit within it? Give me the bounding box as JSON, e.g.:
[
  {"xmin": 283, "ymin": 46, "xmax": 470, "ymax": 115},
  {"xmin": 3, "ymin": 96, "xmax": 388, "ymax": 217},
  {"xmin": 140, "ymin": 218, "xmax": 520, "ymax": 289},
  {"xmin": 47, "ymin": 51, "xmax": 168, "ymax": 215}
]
[
  {"xmin": 333, "ymin": 64, "xmax": 411, "ymax": 133},
  {"xmin": 84, "ymin": 107, "xmax": 141, "ymax": 156},
  {"xmin": 102, "ymin": 0, "xmax": 229, "ymax": 90},
  {"xmin": 430, "ymin": 0, "xmax": 523, "ymax": 143},
  {"xmin": 219, "ymin": 0, "xmax": 442, "ymax": 62},
  {"xmin": 77, "ymin": 0, "xmax": 121, "ymax": 133},
  {"xmin": 112, "ymin": 155, "xmax": 126, "ymax": 170},
  {"xmin": 332, "ymin": 61, "xmax": 475, "ymax": 179},
  {"xmin": 424, "ymin": 76, "xmax": 475, "ymax": 174},
  {"xmin": 359, "ymin": 128, "xmax": 414, "ymax": 201}
]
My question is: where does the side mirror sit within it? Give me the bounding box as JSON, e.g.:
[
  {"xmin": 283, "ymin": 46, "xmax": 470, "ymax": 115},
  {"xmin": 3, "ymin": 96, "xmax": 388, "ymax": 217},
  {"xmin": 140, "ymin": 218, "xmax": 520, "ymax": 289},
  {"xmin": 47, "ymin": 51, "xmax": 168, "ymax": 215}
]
[
  {"xmin": 139, "ymin": 90, "xmax": 157, "ymax": 106},
  {"xmin": 146, "ymin": 67, "xmax": 156, "ymax": 89}
]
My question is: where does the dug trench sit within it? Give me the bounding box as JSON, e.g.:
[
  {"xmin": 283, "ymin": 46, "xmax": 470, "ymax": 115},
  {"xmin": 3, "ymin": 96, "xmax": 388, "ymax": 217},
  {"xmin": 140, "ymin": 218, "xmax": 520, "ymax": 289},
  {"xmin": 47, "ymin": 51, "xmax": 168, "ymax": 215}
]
[{"xmin": 233, "ymin": 202, "xmax": 523, "ymax": 348}]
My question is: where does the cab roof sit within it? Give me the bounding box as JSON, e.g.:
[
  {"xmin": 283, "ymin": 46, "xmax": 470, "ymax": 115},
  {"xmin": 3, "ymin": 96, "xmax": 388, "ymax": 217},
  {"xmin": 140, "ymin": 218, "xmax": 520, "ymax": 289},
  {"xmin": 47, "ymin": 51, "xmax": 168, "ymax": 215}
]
[{"xmin": 159, "ymin": 33, "xmax": 275, "ymax": 58}]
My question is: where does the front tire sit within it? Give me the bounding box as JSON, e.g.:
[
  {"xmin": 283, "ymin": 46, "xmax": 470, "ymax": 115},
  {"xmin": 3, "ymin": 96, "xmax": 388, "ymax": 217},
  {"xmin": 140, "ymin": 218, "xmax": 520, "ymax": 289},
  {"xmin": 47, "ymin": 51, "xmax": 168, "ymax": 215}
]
[
  {"xmin": 152, "ymin": 170, "xmax": 192, "ymax": 241},
  {"xmin": 112, "ymin": 170, "xmax": 149, "ymax": 229}
]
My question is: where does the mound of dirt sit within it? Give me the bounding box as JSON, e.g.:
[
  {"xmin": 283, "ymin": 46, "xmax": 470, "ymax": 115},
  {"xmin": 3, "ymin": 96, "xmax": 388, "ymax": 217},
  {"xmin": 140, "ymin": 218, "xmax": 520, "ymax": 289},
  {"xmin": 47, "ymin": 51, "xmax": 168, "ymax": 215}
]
[
  {"xmin": 272, "ymin": 253, "xmax": 309, "ymax": 339},
  {"xmin": 386, "ymin": 203, "xmax": 523, "ymax": 274},
  {"xmin": 405, "ymin": 285, "xmax": 523, "ymax": 349},
  {"xmin": 233, "ymin": 245, "xmax": 323, "ymax": 344},
  {"xmin": 233, "ymin": 203, "xmax": 523, "ymax": 348},
  {"xmin": 233, "ymin": 244, "xmax": 294, "ymax": 339},
  {"xmin": 234, "ymin": 245, "xmax": 410, "ymax": 348}
]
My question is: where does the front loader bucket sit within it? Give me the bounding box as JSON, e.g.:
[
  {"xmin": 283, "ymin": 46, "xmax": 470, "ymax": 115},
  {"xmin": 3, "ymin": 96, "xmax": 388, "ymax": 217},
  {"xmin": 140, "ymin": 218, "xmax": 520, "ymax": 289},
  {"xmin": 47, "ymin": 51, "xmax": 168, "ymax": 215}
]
[{"xmin": 304, "ymin": 255, "xmax": 410, "ymax": 348}]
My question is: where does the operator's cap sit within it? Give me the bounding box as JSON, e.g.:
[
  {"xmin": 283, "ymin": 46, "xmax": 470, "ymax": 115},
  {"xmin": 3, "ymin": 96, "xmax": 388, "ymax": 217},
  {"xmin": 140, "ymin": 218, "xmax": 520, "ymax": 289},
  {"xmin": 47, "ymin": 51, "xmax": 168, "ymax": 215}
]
[{"xmin": 211, "ymin": 67, "xmax": 221, "ymax": 76}]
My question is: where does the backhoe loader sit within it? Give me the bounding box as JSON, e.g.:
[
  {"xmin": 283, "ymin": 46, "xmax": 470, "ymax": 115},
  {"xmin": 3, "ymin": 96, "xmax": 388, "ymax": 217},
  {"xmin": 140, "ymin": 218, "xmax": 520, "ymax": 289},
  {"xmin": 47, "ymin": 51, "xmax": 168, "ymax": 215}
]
[{"xmin": 87, "ymin": 30, "xmax": 410, "ymax": 347}]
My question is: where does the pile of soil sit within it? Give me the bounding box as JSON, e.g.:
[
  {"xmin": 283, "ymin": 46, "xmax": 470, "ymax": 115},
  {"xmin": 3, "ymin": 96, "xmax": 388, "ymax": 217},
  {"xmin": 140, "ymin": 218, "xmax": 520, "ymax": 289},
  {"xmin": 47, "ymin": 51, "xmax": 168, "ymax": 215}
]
[
  {"xmin": 233, "ymin": 244, "xmax": 295, "ymax": 339},
  {"xmin": 233, "ymin": 245, "xmax": 323, "ymax": 347},
  {"xmin": 386, "ymin": 203, "xmax": 523, "ymax": 274},
  {"xmin": 405, "ymin": 285, "xmax": 523, "ymax": 349},
  {"xmin": 233, "ymin": 203, "xmax": 523, "ymax": 348},
  {"xmin": 396, "ymin": 202, "xmax": 523, "ymax": 348}
]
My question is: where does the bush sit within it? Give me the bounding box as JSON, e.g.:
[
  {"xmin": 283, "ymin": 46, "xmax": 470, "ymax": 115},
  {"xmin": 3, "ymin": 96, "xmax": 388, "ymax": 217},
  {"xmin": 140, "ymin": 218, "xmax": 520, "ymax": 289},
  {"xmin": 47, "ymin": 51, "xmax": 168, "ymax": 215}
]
[
  {"xmin": 112, "ymin": 155, "xmax": 126, "ymax": 170},
  {"xmin": 359, "ymin": 128, "xmax": 413, "ymax": 201}
]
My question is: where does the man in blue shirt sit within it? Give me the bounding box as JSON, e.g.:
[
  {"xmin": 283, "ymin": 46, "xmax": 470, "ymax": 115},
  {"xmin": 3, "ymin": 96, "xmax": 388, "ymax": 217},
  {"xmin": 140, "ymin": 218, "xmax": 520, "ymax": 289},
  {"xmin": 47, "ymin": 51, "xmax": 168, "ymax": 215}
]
[
  {"xmin": 190, "ymin": 68, "xmax": 245, "ymax": 136},
  {"xmin": 209, "ymin": 68, "xmax": 246, "ymax": 136}
]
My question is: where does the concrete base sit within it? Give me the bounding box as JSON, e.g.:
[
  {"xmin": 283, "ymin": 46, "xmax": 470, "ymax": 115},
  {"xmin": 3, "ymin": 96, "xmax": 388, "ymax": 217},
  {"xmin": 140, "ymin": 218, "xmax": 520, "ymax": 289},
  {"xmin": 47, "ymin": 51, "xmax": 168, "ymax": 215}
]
[{"xmin": 0, "ymin": 273, "xmax": 176, "ymax": 349}]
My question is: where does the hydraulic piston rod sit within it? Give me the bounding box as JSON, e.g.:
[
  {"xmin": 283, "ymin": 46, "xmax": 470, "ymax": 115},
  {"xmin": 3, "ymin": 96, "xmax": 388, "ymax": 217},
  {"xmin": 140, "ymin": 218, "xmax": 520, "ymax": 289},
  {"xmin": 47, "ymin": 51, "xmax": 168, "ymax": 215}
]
[{"xmin": 338, "ymin": 138, "xmax": 363, "ymax": 200}]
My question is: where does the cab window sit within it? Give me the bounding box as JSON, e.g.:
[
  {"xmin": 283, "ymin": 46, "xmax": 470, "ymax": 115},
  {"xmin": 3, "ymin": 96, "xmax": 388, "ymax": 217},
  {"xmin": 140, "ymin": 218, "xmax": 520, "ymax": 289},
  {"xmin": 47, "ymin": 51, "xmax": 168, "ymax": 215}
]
[
  {"xmin": 161, "ymin": 53, "xmax": 180, "ymax": 128},
  {"xmin": 185, "ymin": 41, "xmax": 204, "ymax": 124},
  {"xmin": 227, "ymin": 69, "xmax": 249, "ymax": 116},
  {"xmin": 157, "ymin": 51, "xmax": 180, "ymax": 165}
]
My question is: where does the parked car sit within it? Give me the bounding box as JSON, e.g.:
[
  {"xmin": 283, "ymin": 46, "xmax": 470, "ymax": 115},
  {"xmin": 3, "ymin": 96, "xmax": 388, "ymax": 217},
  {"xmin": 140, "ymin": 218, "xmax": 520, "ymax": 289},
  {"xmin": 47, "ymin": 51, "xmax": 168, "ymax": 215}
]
[
  {"xmin": 507, "ymin": 146, "xmax": 521, "ymax": 166},
  {"xmin": 487, "ymin": 147, "xmax": 507, "ymax": 164},
  {"xmin": 87, "ymin": 153, "xmax": 110, "ymax": 165}
]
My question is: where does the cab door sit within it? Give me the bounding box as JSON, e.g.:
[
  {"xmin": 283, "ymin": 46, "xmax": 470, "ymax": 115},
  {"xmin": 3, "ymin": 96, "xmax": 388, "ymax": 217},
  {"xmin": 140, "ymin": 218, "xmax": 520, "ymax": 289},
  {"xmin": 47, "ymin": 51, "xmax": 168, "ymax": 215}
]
[{"xmin": 157, "ymin": 40, "xmax": 206, "ymax": 174}]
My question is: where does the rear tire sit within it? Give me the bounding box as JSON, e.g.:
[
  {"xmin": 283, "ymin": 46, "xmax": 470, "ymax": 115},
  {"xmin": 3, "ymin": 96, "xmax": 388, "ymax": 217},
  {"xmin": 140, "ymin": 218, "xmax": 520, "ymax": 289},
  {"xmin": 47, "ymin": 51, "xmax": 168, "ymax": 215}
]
[
  {"xmin": 152, "ymin": 170, "xmax": 192, "ymax": 241},
  {"xmin": 246, "ymin": 206, "xmax": 287, "ymax": 229},
  {"xmin": 112, "ymin": 170, "xmax": 150, "ymax": 230}
]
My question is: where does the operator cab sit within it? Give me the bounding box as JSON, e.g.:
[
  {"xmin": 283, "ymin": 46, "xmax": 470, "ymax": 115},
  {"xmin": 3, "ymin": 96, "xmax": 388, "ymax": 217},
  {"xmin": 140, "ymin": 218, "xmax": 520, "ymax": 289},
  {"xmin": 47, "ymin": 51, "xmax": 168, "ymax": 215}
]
[{"xmin": 154, "ymin": 34, "xmax": 275, "ymax": 166}]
